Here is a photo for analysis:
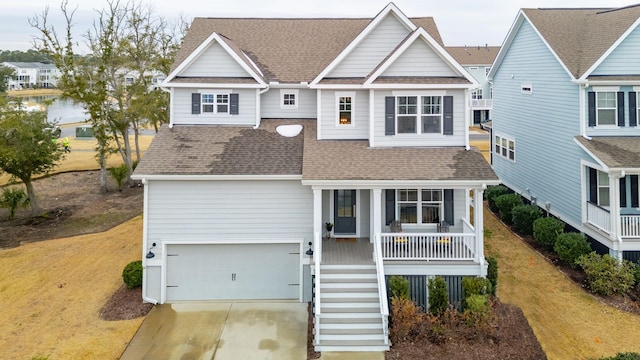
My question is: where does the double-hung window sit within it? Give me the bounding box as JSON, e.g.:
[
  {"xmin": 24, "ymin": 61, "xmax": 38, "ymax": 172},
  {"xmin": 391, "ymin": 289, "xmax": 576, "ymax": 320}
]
[
  {"xmin": 596, "ymin": 91, "xmax": 616, "ymax": 125},
  {"xmin": 397, "ymin": 189, "xmax": 443, "ymax": 225},
  {"xmin": 396, "ymin": 96, "xmax": 442, "ymax": 134},
  {"xmin": 336, "ymin": 92, "xmax": 355, "ymax": 126},
  {"xmin": 397, "ymin": 96, "xmax": 418, "ymax": 133},
  {"xmin": 494, "ymin": 134, "xmax": 515, "ymax": 161},
  {"xmin": 201, "ymin": 93, "xmax": 229, "ymax": 114},
  {"xmin": 421, "ymin": 96, "xmax": 442, "ymax": 133},
  {"xmin": 597, "ymin": 171, "xmax": 610, "ymax": 207}
]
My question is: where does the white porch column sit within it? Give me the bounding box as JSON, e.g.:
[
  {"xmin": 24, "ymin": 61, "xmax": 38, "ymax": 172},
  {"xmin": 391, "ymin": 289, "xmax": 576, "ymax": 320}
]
[
  {"xmin": 474, "ymin": 187, "xmax": 485, "ymax": 275},
  {"xmin": 372, "ymin": 188, "xmax": 382, "ymax": 241},
  {"xmin": 609, "ymin": 173, "xmax": 622, "ymax": 262},
  {"xmin": 313, "ymin": 188, "xmax": 322, "ymax": 239}
]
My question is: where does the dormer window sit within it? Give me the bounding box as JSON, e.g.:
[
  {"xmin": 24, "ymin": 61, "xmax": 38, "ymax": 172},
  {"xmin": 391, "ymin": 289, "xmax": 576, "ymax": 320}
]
[
  {"xmin": 336, "ymin": 92, "xmax": 355, "ymax": 126},
  {"xmin": 201, "ymin": 93, "xmax": 229, "ymax": 114}
]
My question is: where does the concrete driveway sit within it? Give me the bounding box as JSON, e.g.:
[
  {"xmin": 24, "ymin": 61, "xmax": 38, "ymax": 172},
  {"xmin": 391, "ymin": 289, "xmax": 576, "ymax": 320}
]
[{"xmin": 120, "ymin": 302, "xmax": 307, "ymax": 360}]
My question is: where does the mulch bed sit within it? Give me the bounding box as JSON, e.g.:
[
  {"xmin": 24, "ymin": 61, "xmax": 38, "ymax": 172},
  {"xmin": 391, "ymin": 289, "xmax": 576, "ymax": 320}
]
[{"xmin": 100, "ymin": 285, "xmax": 154, "ymax": 321}]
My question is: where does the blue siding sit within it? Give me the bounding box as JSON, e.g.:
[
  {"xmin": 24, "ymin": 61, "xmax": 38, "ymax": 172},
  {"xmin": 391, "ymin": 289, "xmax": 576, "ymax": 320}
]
[
  {"xmin": 593, "ymin": 26, "xmax": 640, "ymax": 75},
  {"xmin": 492, "ymin": 21, "xmax": 589, "ymax": 229}
]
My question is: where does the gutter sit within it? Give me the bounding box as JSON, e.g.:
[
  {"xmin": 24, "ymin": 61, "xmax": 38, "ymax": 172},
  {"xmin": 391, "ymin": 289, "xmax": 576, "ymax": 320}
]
[{"xmin": 255, "ymin": 86, "xmax": 270, "ymax": 129}]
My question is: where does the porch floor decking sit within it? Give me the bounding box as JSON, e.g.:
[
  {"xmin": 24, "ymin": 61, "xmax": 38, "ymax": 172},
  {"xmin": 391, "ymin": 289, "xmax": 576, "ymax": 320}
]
[{"xmin": 321, "ymin": 237, "xmax": 374, "ymax": 265}]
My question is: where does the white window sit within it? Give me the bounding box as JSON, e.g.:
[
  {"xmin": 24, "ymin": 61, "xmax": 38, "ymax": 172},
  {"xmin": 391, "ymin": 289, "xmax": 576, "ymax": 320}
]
[
  {"xmin": 336, "ymin": 92, "xmax": 355, "ymax": 126},
  {"xmin": 471, "ymin": 89, "xmax": 483, "ymax": 99},
  {"xmin": 396, "ymin": 95, "xmax": 443, "ymax": 134},
  {"xmin": 280, "ymin": 89, "xmax": 298, "ymax": 109},
  {"xmin": 397, "ymin": 189, "xmax": 443, "ymax": 225},
  {"xmin": 201, "ymin": 93, "xmax": 230, "ymax": 114},
  {"xmin": 521, "ymin": 84, "xmax": 532, "ymax": 95},
  {"xmin": 596, "ymin": 91, "xmax": 616, "ymax": 126},
  {"xmin": 485, "ymin": 67, "xmax": 491, "ymax": 77},
  {"xmin": 494, "ymin": 134, "xmax": 515, "ymax": 161},
  {"xmin": 597, "ymin": 171, "xmax": 610, "ymax": 207}
]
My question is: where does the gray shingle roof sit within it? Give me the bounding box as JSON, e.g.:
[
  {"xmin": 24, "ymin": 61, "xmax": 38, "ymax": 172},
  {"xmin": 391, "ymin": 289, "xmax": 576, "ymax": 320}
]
[
  {"xmin": 523, "ymin": 5, "xmax": 640, "ymax": 78},
  {"xmin": 135, "ymin": 121, "xmax": 497, "ymax": 183},
  {"xmin": 446, "ymin": 46, "xmax": 500, "ymax": 66},
  {"xmin": 575, "ymin": 136, "xmax": 640, "ymax": 169},
  {"xmin": 172, "ymin": 17, "xmax": 443, "ymax": 83}
]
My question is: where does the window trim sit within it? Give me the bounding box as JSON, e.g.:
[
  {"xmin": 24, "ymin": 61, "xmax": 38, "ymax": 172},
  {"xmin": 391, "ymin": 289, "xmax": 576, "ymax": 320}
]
[
  {"xmin": 280, "ymin": 89, "xmax": 299, "ymax": 110},
  {"xmin": 199, "ymin": 90, "xmax": 231, "ymax": 115},
  {"xmin": 335, "ymin": 91, "xmax": 356, "ymax": 127},
  {"xmin": 595, "ymin": 91, "xmax": 617, "ymax": 126},
  {"xmin": 597, "ymin": 170, "xmax": 610, "ymax": 208},
  {"xmin": 396, "ymin": 189, "xmax": 443, "ymax": 226},
  {"xmin": 393, "ymin": 94, "xmax": 444, "ymax": 135},
  {"xmin": 494, "ymin": 134, "xmax": 515, "ymax": 162}
]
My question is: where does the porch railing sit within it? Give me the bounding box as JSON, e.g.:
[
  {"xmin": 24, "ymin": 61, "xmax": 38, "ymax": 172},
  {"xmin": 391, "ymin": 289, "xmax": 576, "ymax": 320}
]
[
  {"xmin": 470, "ymin": 99, "xmax": 493, "ymax": 108},
  {"xmin": 373, "ymin": 234, "xmax": 389, "ymax": 345},
  {"xmin": 586, "ymin": 202, "xmax": 611, "ymax": 233},
  {"xmin": 378, "ymin": 232, "xmax": 476, "ymax": 261},
  {"xmin": 621, "ymin": 215, "xmax": 640, "ymax": 238},
  {"xmin": 313, "ymin": 232, "xmax": 321, "ymax": 344}
]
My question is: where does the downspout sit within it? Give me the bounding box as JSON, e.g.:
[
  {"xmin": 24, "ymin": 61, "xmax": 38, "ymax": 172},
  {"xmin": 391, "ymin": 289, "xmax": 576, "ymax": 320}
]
[
  {"xmin": 255, "ymin": 87, "xmax": 270, "ymax": 129},
  {"xmin": 160, "ymin": 86, "xmax": 174, "ymax": 129},
  {"xmin": 577, "ymin": 81, "xmax": 591, "ymax": 140},
  {"xmin": 464, "ymin": 88, "xmax": 470, "ymax": 150},
  {"xmin": 140, "ymin": 178, "xmax": 159, "ymax": 304}
]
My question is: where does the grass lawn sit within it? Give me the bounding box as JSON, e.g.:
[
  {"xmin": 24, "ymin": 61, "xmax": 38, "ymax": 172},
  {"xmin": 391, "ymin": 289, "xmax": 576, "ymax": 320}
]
[
  {"xmin": 484, "ymin": 208, "xmax": 640, "ymax": 359},
  {"xmin": 0, "ymin": 217, "xmax": 145, "ymax": 359}
]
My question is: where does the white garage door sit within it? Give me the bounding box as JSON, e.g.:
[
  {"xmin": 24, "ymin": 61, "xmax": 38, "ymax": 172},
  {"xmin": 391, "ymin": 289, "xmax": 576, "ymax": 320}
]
[{"xmin": 165, "ymin": 243, "xmax": 300, "ymax": 301}]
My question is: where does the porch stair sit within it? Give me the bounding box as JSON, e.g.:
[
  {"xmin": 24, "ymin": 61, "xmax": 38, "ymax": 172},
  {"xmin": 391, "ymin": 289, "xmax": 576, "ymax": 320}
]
[{"xmin": 314, "ymin": 264, "xmax": 390, "ymax": 352}]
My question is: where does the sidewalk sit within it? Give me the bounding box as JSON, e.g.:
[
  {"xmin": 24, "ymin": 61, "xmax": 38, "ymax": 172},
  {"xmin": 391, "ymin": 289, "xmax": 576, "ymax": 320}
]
[{"xmin": 484, "ymin": 208, "xmax": 640, "ymax": 359}]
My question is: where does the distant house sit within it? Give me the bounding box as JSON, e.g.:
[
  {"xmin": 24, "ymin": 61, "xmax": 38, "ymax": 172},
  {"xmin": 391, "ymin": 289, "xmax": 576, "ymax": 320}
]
[
  {"xmin": 2, "ymin": 62, "xmax": 59, "ymax": 89},
  {"xmin": 132, "ymin": 3, "xmax": 498, "ymax": 352},
  {"xmin": 489, "ymin": 5, "xmax": 640, "ymax": 262},
  {"xmin": 447, "ymin": 45, "xmax": 499, "ymax": 126}
]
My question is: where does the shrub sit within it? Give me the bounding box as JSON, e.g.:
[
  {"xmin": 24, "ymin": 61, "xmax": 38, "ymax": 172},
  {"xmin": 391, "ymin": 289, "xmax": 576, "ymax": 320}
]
[
  {"xmin": 576, "ymin": 252, "xmax": 635, "ymax": 296},
  {"xmin": 389, "ymin": 275, "xmax": 410, "ymax": 299},
  {"xmin": 533, "ymin": 216, "xmax": 565, "ymax": 250},
  {"xmin": 633, "ymin": 263, "xmax": 640, "ymax": 286},
  {"xmin": 0, "ymin": 187, "xmax": 29, "ymax": 220},
  {"xmin": 462, "ymin": 294, "xmax": 491, "ymax": 326},
  {"xmin": 462, "ymin": 277, "xmax": 492, "ymax": 310},
  {"xmin": 428, "ymin": 276, "xmax": 449, "ymax": 317},
  {"xmin": 494, "ymin": 193, "xmax": 523, "ymax": 224},
  {"xmin": 108, "ymin": 163, "xmax": 129, "ymax": 191},
  {"xmin": 122, "ymin": 260, "xmax": 143, "ymax": 289},
  {"xmin": 486, "ymin": 256, "xmax": 498, "ymax": 296},
  {"xmin": 390, "ymin": 295, "xmax": 423, "ymax": 342},
  {"xmin": 485, "ymin": 185, "xmax": 509, "ymax": 213},
  {"xmin": 600, "ymin": 353, "xmax": 640, "ymax": 360},
  {"xmin": 511, "ymin": 204, "xmax": 542, "ymax": 235},
  {"xmin": 554, "ymin": 233, "xmax": 591, "ymax": 268}
]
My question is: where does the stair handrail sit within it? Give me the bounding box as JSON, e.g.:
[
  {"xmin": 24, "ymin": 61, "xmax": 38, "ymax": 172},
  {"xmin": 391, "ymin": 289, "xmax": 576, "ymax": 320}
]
[
  {"xmin": 374, "ymin": 233, "xmax": 390, "ymax": 344},
  {"xmin": 313, "ymin": 231, "xmax": 321, "ymax": 344}
]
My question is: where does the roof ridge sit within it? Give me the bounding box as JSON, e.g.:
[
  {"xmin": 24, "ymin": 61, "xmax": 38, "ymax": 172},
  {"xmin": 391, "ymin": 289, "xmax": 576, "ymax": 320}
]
[{"xmin": 597, "ymin": 3, "xmax": 640, "ymax": 14}]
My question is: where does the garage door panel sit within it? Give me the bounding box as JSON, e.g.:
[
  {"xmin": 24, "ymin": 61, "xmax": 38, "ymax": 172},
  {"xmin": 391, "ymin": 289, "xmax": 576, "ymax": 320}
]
[{"xmin": 166, "ymin": 243, "xmax": 300, "ymax": 301}]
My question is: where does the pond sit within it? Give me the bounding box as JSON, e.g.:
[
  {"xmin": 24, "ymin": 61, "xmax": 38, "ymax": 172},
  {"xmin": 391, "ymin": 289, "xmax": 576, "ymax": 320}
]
[{"xmin": 17, "ymin": 95, "xmax": 87, "ymax": 125}]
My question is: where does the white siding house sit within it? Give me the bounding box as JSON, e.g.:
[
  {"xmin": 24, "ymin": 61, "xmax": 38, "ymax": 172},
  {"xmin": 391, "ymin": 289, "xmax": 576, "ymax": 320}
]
[{"xmin": 133, "ymin": 3, "xmax": 498, "ymax": 353}]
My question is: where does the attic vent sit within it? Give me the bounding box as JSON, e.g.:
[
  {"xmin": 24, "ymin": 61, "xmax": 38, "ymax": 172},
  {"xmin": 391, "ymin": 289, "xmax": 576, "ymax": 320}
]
[{"xmin": 276, "ymin": 124, "xmax": 302, "ymax": 137}]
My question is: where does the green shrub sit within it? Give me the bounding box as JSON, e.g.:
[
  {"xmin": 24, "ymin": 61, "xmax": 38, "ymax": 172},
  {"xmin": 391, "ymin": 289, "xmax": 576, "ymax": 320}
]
[
  {"xmin": 389, "ymin": 275, "xmax": 410, "ymax": 299},
  {"xmin": 462, "ymin": 294, "xmax": 491, "ymax": 326},
  {"xmin": 122, "ymin": 260, "xmax": 143, "ymax": 289},
  {"xmin": 428, "ymin": 276, "xmax": 449, "ymax": 317},
  {"xmin": 554, "ymin": 233, "xmax": 591, "ymax": 268},
  {"xmin": 511, "ymin": 204, "xmax": 542, "ymax": 235},
  {"xmin": 533, "ymin": 217, "xmax": 565, "ymax": 250},
  {"xmin": 599, "ymin": 352, "xmax": 640, "ymax": 360},
  {"xmin": 633, "ymin": 263, "xmax": 640, "ymax": 286},
  {"xmin": 494, "ymin": 193, "xmax": 523, "ymax": 224},
  {"xmin": 0, "ymin": 187, "xmax": 29, "ymax": 220},
  {"xmin": 485, "ymin": 185, "xmax": 509, "ymax": 213},
  {"xmin": 576, "ymin": 252, "xmax": 635, "ymax": 296},
  {"xmin": 108, "ymin": 163, "xmax": 129, "ymax": 191},
  {"xmin": 486, "ymin": 256, "xmax": 498, "ymax": 296},
  {"xmin": 462, "ymin": 277, "xmax": 492, "ymax": 310}
]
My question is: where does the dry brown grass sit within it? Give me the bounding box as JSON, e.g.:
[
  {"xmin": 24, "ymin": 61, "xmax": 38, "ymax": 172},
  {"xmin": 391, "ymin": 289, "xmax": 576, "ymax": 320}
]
[
  {"xmin": 0, "ymin": 217, "xmax": 145, "ymax": 359},
  {"xmin": 484, "ymin": 208, "xmax": 640, "ymax": 359},
  {"xmin": 470, "ymin": 140, "xmax": 490, "ymax": 162}
]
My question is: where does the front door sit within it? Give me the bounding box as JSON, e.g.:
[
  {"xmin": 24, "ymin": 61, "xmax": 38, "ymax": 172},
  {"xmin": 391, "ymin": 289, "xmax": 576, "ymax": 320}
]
[{"xmin": 334, "ymin": 190, "xmax": 356, "ymax": 234}]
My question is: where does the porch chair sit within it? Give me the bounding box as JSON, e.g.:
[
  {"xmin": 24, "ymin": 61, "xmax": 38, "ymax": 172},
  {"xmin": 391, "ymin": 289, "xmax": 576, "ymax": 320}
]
[
  {"xmin": 436, "ymin": 221, "xmax": 451, "ymax": 244},
  {"xmin": 390, "ymin": 220, "xmax": 407, "ymax": 243}
]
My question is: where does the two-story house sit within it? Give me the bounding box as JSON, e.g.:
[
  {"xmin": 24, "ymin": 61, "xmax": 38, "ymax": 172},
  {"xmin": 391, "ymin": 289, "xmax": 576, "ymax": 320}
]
[
  {"xmin": 132, "ymin": 3, "xmax": 498, "ymax": 352},
  {"xmin": 2, "ymin": 62, "xmax": 59, "ymax": 89},
  {"xmin": 447, "ymin": 45, "xmax": 499, "ymax": 126},
  {"xmin": 489, "ymin": 5, "xmax": 640, "ymax": 263}
]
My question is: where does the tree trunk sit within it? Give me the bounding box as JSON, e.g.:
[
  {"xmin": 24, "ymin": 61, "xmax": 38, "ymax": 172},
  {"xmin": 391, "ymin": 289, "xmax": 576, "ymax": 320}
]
[
  {"xmin": 134, "ymin": 127, "xmax": 141, "ymax": 165},
  {"xmin": 24, "ymin": 179, "xmax": 42, "ymax": 217},
  {"xmin": 97, "ymin": 141, "xmax": 108, "ymax": 193}
]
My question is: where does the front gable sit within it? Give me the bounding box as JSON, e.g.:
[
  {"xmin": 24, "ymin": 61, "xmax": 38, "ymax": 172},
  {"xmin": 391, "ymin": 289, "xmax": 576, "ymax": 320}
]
[
  {"xmin": 178, "ymin": 41, "xmax": 250, "ymax": 78},
  {"xmin": 591, "ymin": 20, "xmax": 640, "ymax": 76},
  {"xmin": 380, "ymin": 37, "xmax": 460, "ymax": 78}
]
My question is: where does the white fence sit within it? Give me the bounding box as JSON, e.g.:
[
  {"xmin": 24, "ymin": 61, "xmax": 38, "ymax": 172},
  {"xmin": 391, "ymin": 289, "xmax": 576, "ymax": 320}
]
[{"xmin": 377, "ymin": 233, "xmax": 476, "ymax": 261}]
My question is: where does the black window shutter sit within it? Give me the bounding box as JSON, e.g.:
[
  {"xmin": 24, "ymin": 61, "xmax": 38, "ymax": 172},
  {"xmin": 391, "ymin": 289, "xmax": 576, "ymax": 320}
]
[
  {"xmin": 589, "ymin": 168, "xmax": 598, "ymax": 203},
  {"xmin": 629, "ymin": 92, "xmax": 637, "ymax": 127},
  {"xmin": 385, "ymin": 97, "xmax": 395, "ymax": 135},
  {"xmin": 620, "ymin": 177, "xmax": 627, "ymax": 208},
  {"xmin": 191, "ymin": 93, "xmax": 201, "ymax": 114},
  {"xmin": 632, "ymin": 175, "xmax": 639, "ymax": 208},
  {"xmin": 443, "ymin": 96, "xmax": 454, "ymax": 135},
  {"xmin": 444, "ymin": 189, "xmax": 454, "ymax": 225},
  {"xmin": 385, "ymin": 189, "xmax": 395, "ymax": 225},
  {"xmin": 230, "ymin": 93, "xmax": 239, "ymax": 115},
  {"xmin": 588, "ymin": 92, "xmax": 596, "ymax": 127},
  {"xmin": 617, "ymin": 91, "xmax": 625, "ymax": 126}
]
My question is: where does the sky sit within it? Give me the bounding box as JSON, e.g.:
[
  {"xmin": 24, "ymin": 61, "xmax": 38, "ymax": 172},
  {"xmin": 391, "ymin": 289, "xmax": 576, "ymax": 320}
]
[{"xmin": 1, "ymin": 0, "xmax": 637, "ymax": 52}]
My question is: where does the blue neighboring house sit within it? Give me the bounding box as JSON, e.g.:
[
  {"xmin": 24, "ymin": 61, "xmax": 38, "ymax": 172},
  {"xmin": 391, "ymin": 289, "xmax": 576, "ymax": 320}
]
[{"xmin": 489, "ymin": 5, "xmax": 640, "ymax": 262}]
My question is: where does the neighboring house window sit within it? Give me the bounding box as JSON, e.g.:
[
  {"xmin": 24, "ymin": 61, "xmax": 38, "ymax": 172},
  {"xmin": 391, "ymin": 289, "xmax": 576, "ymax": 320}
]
[
  {"xmin": 485, "ymin": 67, "xmax": 491, "ymax": 77},
  {"xmin": 596, "ymin": 91, "xmax": 616, "ymax": 125},
  {"xmin": 597, "ymin": 170, "xmax": 610, "ymax": 207},
  {"xmin": 336, "ymin": 92, "xmax": 355, "ymax": 126},
  {"xmin": 192, "ymin": 92, "xmax": 238, "ymax": 115},
  {"xmin": 397, "ymin": 189, "xmax": 443, "ymax": 224},
  {"xmin": 125, "ymin": 77, "xmax": 134, "ymax": 85},
  {"xmin": 471, "ymin": 89, "xmax": 483, "ymax": 99},
  {"xmin": 280, "ymin": 89, "xmax": 298, "ymax": 109},
  {"xmin": 494, "ymin": 134, "xmax": 515, "ymax": 161}
]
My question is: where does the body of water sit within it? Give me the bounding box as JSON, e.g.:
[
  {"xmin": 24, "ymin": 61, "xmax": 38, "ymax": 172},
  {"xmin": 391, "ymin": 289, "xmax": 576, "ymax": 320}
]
[{"xmin": 18, "ymin": 95, "xmax": 87, "ymax": 125}]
